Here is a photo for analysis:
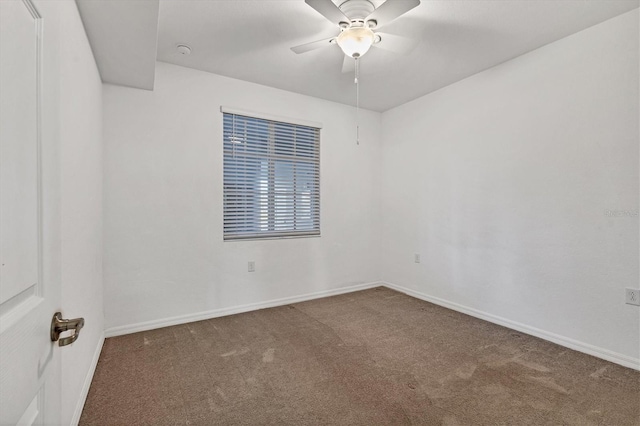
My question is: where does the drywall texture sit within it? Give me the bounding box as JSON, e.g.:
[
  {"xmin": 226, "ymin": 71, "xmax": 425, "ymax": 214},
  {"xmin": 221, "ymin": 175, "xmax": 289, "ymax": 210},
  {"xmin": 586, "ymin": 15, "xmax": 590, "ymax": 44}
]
[
  {"xmin": 380, "ymin": 11, "xmax": 639, "ymax": 361},
  {"xmin": 103, "ymin": 62, "xmax": 382, "ymax": 330},
  {"xmin": 59, "ymin": 1, "xmax": 104, "ymax": 424}
]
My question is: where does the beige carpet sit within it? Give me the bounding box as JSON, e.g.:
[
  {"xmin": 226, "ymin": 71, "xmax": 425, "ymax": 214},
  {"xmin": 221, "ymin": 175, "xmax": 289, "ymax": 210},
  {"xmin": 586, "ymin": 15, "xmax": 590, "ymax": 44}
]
[{"xmin": 80, "ymin": 287, "xmax": 640, "ymax": 425}]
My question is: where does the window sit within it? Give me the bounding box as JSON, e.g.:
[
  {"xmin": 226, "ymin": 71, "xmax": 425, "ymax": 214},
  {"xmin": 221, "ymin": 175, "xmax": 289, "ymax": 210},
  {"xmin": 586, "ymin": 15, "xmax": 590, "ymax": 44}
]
[{"xmin": 222, "ymin": 108, "xmax": 321, "ymax": 240}]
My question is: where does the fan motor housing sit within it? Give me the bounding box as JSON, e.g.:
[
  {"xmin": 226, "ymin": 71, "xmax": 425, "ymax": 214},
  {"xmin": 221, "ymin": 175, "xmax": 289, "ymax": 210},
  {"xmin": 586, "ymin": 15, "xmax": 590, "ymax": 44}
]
[{"xmin": 338, "ymin": 0, "xmax": 375, "ymax": 20}]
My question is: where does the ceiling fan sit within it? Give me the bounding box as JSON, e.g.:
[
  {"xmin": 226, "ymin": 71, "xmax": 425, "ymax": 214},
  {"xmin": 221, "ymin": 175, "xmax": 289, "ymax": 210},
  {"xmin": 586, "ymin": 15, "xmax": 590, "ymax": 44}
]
[{"xmin": 292, "ymin": 0, "xmax": 420, "ymax": 69}]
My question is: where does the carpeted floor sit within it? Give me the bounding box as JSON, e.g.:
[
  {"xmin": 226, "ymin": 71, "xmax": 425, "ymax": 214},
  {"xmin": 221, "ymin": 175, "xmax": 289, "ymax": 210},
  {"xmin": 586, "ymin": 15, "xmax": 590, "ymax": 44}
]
[{"xmin": 80, "ymin": 287, "xmax": 640, "ymax": 425}]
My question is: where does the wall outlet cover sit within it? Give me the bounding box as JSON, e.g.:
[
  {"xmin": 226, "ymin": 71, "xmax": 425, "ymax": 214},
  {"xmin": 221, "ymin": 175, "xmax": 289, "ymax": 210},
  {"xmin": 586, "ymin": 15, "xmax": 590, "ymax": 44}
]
[{"xmin": 625, "ymin": 288, "xmax": 640, "ymax": 306}]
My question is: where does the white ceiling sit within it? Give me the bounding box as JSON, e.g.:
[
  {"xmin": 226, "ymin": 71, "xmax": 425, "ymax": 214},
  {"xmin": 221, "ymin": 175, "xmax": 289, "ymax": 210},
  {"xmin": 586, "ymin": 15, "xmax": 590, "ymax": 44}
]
[
  {"xmin": 79, "ymin": 0, "xmax": 639, "ymax": 111},
  {"xmin": 156, "ymin": 0, "xmax": 638, "ymax": 111},
  {"xmin": 77, "ymin": 0, "xmax": 159, "ymax": 90}
]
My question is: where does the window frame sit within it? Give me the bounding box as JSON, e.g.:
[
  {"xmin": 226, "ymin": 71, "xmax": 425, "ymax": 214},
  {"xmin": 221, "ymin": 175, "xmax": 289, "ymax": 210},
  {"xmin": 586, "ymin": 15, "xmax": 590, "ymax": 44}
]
[{"xmin": 221, "ymin": 107, "xmax": 322, "ymax": 241}]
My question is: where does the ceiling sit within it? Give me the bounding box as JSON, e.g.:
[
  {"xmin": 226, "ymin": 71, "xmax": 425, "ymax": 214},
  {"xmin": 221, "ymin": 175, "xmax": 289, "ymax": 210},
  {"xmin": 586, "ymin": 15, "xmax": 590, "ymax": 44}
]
[
  {"xmin": 77, "ymin": 0, "xmax": 159, "ymax": 90},
  {"xmin": 80, "ymin": 0, "xmax": 639, "ymax": 112}
]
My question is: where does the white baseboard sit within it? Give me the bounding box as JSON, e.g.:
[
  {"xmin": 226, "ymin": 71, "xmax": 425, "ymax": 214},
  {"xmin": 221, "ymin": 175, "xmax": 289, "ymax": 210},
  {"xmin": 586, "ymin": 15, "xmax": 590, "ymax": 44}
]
[
  {"xmin": 70, "ymin": 332, "xmax": 105, "ymax": 426},
  {"xmin": 383, "ymin": 281, "xmax": 640, "ymax": 371},
  {"xmin": 105, "ymin": 281, "xmax": 383, "ymax": 338},
  {"xmin": 102, "ymin": 280, "xmax": 639, "ymax": 371}
]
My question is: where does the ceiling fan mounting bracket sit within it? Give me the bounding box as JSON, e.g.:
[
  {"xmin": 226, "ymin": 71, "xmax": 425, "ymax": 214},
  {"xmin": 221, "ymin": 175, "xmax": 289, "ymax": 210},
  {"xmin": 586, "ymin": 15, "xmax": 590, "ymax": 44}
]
[{"xmin": 338, "ymin": 0, "xmax": 375, "ymax": 20}]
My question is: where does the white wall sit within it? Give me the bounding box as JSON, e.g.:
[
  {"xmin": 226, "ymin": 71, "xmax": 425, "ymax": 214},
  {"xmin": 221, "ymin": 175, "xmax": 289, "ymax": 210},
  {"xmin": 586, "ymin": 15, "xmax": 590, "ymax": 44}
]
[
  {"xmin": 59, "ymin": 1, "xmax": 104, "ymax": 424},
  {"xmin": 380, "ymin": 10, "xmax": 639, "ymax": 364},
  {"xmin": 103, "ymin": 62, "xmax": 382, "ymax": 331},
  {"xmin": 102, "ymin": 11, "xmax": 638, "ymax": 368}
]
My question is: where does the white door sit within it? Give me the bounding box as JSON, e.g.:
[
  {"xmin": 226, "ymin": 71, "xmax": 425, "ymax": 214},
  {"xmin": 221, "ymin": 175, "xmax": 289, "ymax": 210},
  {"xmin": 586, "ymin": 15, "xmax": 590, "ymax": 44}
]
[{"xmin": 0, "ymin": 0, "xmax": 63, "ymax": 424}]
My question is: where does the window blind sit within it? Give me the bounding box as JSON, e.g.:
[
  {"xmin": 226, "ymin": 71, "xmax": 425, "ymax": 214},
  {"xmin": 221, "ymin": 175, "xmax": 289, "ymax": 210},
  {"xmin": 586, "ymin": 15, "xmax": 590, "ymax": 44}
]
[{"xmin": 223, "ymin": 111, "xmax": 320, "ymax": 240}]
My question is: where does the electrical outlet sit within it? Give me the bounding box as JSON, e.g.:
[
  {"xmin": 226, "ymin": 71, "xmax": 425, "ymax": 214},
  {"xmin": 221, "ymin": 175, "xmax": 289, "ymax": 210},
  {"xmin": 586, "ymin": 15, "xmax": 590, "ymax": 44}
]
[
  {"xmin": 414, "ymin": 254, "xmax": 421, "ymax": 263},
  {"xmin": 248, "ymin": 261, "xmax": 255, "ymax": 272},
  {"xmin": 625, "ymin": 288, "xmax": 640, "ymax": 306}
]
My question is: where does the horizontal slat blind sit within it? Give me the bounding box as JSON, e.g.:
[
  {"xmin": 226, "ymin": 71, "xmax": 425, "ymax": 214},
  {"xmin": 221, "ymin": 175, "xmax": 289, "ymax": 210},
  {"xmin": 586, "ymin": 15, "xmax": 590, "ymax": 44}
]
[{"xmin": 223, "ymin": 112, "xmax": 320, "ymax": 240}]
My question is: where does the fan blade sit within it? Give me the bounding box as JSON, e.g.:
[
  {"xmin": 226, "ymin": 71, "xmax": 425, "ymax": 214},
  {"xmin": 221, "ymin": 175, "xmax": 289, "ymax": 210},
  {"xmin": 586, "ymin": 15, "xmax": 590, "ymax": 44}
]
[
  {"xmin": 373, "ymin": 32, "xmax": 419, "ymax": 55},
  {"xmin": 305, "ymin": 0, "xmax": 349, "ymax": 25},
  {"xmin": 342, "ymin": 55, "xmax": 355, "ymax": 74},
  {"xmin": 291, "ymin": 37, "xmax": 336, "ymax": 54},
  {"xmin": 366, "ymin": 0, "xmax": 420, "ymax": 29}
]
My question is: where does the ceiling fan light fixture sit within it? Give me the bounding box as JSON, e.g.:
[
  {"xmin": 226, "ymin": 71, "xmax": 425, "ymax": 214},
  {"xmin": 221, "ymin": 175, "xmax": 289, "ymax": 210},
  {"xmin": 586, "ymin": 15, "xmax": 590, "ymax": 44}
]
[{"xmin": 336, "ymin": 26, "xmax": 375, "ymax": 58}]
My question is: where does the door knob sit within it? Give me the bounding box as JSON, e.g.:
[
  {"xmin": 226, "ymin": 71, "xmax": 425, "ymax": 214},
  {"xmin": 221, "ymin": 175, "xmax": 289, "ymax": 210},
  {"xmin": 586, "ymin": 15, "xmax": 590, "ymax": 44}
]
[{"xmin": 50, "ymin": 312, "xmax": 84, "ymax": 346}]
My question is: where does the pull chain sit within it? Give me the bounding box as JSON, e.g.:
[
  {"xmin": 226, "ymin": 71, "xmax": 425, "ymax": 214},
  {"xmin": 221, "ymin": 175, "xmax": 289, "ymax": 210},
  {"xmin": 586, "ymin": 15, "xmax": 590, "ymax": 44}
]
[{"xmin": 355, "ymin": 57, "xmax": 360, "ymax": 145}]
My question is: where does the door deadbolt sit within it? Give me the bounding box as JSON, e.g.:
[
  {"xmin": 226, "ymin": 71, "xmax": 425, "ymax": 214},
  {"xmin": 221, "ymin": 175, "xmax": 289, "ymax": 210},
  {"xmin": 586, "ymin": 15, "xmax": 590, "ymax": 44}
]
[{"xmin": 51, "ymin": 312, "xmax": 85, "ymax": 346}]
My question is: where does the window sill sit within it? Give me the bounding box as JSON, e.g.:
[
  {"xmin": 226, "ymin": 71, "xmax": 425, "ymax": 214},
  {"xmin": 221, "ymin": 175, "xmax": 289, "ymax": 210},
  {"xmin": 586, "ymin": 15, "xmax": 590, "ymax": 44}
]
[{"xmin": 223, "ymin": 233, "xmax": 321, "ymax": 242}]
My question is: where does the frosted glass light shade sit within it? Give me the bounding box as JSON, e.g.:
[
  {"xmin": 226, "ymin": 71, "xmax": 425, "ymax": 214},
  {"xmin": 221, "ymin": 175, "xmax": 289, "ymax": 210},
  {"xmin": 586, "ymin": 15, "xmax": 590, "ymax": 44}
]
[{"xmin": 337, "ymin": 27, "xmax": 375, "ymax": 58}]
